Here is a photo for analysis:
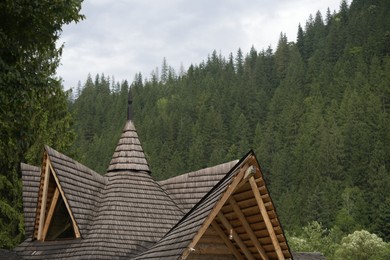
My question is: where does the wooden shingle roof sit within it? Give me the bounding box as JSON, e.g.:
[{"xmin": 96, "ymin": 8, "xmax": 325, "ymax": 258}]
[
  {"xmin": 107, "ymin": 120, "xmax": 150, "ymax": 173},
  {"xmin": 134, "ymin": 155, "xmax": 248, "ymax": 259},
  {"xmin": 21, "ymin": 163, "xmax": 40, "ymax": 238},
  {"xmin": 134, "ymin": 151, "xmax": 293, "ymax": 259},
  {"xmin": 77, "ymin": 170, "xmax": 183, "ymax": 258},
  {"xmin": 159, "ymin": 160, "xmax": 238, "ymax": 213},
  {"xmin": 15, "ymin": 110, "xmax": 293, "ymax": 259}
]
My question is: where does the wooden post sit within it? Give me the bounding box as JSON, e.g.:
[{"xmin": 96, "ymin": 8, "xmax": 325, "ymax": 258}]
[
  {"xmin": 37, "ymin": 158, "xmax": 51, "ymax": 241},
  {"xmin": 210, "ymin": 221, "xmax": 244, "ymax": 260},
  {"xmin": 249, "ymin": 177, "xmax": 284, "ymax": 259},
  {"xmin": 228, "ymin": 197, "xmax": 269, "ymax": 259},
  {"xmin": 42, "ymin": 188, "xmax": 60, "ymax": 241},
  {"xmin": 217, "ymin": 212, "xmax": 255, "ymax": 260}
]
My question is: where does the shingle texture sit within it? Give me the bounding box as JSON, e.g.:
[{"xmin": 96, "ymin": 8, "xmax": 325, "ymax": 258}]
[
  {"xmin": 134, "ymin": 156, "xmax": 247, "ymax": 259},
  {"xmin": 16, "ymin": 120, "xmax": 235, "ymax": 259},
  {"xmin": 159, "ymin": 160, "xmax": 238, "ymax": 213},
  {"xmin": 107, "ymin": 120, "xmax": 150, "ymax": 173},
  {"xmin": 21, "ymin": 163, "xmax": 40, "ymax": 238},
  {"xmin": 15, "ymin": 119, "xmax": 293, "ymax": 259},
  {"xmin": 44, "ymin": 145, "xmax": 106, "ymax": 235}
]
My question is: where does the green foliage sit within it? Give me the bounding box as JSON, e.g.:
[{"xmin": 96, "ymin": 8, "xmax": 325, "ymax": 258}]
[
  {"xmin": 288, "ymin": 222, "xmax": 390, "ymax": 259},
  {"xmin": 0, "ymin": 0, "xmax": 83, "ymax": 249},
  {"xmin": 287, "ymin": 221, "xmax": 342, "ymax": 258},
  {"xmin": 334, "ymin": 230, "xmax": 390, "ymax": 260}
]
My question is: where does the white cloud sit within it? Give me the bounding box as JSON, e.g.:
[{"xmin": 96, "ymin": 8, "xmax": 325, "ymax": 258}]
[{"xmin": 57, "ymin": 0, "xmax": 341, "ymax": 90}]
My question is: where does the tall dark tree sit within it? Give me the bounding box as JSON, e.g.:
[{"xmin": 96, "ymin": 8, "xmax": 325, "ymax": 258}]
[{"xmin": 0, "ymin": 0, "xmax": 84, "ymax": 248}]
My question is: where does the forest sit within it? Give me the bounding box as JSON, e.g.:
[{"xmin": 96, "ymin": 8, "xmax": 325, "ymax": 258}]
[{"xmin": 1, "ymin": 0, "xmax": 390, "ymax": 259}]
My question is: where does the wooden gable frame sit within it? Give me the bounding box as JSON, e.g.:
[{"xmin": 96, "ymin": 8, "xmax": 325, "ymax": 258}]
[
  {"xmin": 181, "ymin": 154, "xmax": 292, "ymax": 259},
  {"xmin": 33, "ymin": 151, "xmax": 80, "ymax": 241}
]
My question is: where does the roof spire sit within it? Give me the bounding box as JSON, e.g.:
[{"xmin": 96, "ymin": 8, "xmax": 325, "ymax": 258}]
[
  {"xmin": 107, "ymin": 92, "xmax": 151, "ymax": 174},
  {"xmin": 127, "ymin": 89, "xmax": 133, "ymax": 121}
]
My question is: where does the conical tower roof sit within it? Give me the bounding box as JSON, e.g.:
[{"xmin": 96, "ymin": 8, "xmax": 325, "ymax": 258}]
[{"xmin": 106, "ymin": 91, "xmax": 150, "ymax": 173}]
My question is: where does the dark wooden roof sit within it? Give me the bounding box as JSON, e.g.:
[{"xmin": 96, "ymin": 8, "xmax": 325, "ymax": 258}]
[
  {"xmin": 16, "ymin": 146, "xmax": 184, "ymax": 259},
  {"xmin": 0, "ymin": 249, "xmax": 21, "ymax": 260},
  {"xmin": 134, "ymin": 154, "xmax": 249, "ymax": 259},
  {"xmin": 21, "ymin": 163, "xmax": 40, "ymax": 238},
  {"xmin": 77, "ymin": 170, "xmax": 183, "ymax": 258},
  {"xmin": 44, "ymin": 145, "xmax": 106, "ymax": 236},
  {"xmin": 15, "ymin": 119, "xmax": 294, "ymax": 259},
  {"xmin": 159, "ymin": 160, "xmax": 238, "ymax": 213},
  {"xmin": 107, "ymin": 120, "xmax": 150, "ymax": 173}
]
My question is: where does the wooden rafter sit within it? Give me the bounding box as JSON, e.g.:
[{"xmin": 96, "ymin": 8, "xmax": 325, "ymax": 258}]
[
  {"xmin": 42, "ymin": 187, "xmax": 60, "ymax": 241},
  {"xmin": 249, "ymin": 176, "xmax": 284, "ymax": 259},
  {"xmin": 37, "ymin": 158, "xmax": 51, "ymax": 241},
  {"xmin": 228, "ymin": 196, "xmax": 269, "ymax": 259},
  {"xmin": 217, "ymin": 212, "xmax": 254, "ymax": 260},
  {"xmin": 210, "ymin": 221, "xmax": 244, "ymax": 260},
  {"xmin": 181, "ymin": 164, "xmax": 247, "ymax": 259},
  {"xmin": 48, "ymin": 162, "xmax": 81, "ymax": 238}
]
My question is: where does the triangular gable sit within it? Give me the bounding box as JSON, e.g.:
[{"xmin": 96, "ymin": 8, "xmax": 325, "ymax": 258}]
[
  {"xmin": 135, "ymin": 151, "xmax": 292, "ymax": 259},
  {"xmin": 183, "ymin": 153, "xmax": 292, "ymax": 259},
  {"xmin": 33, "ymin": 150, "xmax": 80, "ymax": 241},
  {"xmin": 44, "ymin": 145, "xmax": 106, "ymax": 236}
]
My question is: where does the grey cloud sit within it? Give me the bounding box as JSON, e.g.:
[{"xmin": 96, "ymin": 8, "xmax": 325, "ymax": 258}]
[{"xmin": 57, "ymin": 0, "xmax": 341, "ymax": 89}]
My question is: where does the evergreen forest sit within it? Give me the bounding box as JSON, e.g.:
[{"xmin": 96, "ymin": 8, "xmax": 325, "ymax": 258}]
[{"xmin": 1, "ymin": 0, "xmax": 390, "ymax": 258}]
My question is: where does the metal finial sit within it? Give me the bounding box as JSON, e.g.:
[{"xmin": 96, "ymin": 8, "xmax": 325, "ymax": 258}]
[{"xmin": 127, "ymin": 89, "xmax": 133, "ymax": 121}]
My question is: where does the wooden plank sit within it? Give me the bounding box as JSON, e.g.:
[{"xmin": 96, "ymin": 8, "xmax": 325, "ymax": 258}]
[
  {"xmin": 211, "ymin": 221, "xmax": 244, "ymax": 260},
  {"xmin": 228, "ymin": 197, "xmax": 269, "ymax": 259},
  {"xmin": 241, "ymin": 233, "xmax": 286, "ymax": 245},
  {"xmin": 235, "ymin": 172, "xmax": 251, "ymax": 192},
  {"xmin": 217, "ymin": 212, "xmax": 255, "ymax": 260},
  {"xmin": 37, "ymin": 157, "xmax": 51, "ymax": 241},
  {"xmin": 230, "ymin": 215, "xmax": 278, "ymax": 229},
  {"xmin": 224, "ymin": 205, "xmax": 277, "ymax": 221},
  {"xmin": 42, "ymin": 187, "xmax": 60, "ymax": 241},
  {"xmin": 34, "ymin": 153, "xmax": 47, "ymax": 238},
  {"xmin": 229, "ymin": 197, "xmax": 268, "ymax": 259},
  {"xmin": 181, "ymin": 165, "xmax": 247, "ymax": 259},
  {"xmin": 198, "ymin": 234, "xmax": 225, "ymax": 245},
  {"xmin": 48, "ymin": 161, "xmax": 81, "ymax": 238},
  {"xmin": 249, "ymin": 177, "xmax": 284, "ymax": 259},
  {"xmin": 233, "ymin": 190, "xmax": 271, "ymax": 204},
  {"xmin": 194, "ymin": 242, "xmax": 231, "ymax": 255}
]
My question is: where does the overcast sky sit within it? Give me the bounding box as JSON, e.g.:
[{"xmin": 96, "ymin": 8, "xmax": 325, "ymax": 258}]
[{"xmin": 57, "ymin": 0, "xmax": 342, "ymax": 90}]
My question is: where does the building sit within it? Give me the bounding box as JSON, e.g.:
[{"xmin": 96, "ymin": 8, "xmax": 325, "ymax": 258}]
[{"xmin": 14, "ymin": 94, "xmax": 321, "ymax": 259}]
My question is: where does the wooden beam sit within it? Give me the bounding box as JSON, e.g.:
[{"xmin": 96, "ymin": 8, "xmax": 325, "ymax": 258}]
[
  {"xmin": 249, "ymin": 177, "xmax": 284, "ymax": 259},
  {"xmin": 211, "ymin": 221, "xmax": 244, "ymax": 260},
  {"xmin": 235, "ymin": 163, "xmax": 252, "ymax": 191},
  {"xmin": 181, "ymin": 164, "xmax": 247, "ymax": 259},
  {"xmin": 37, "ymin": 157, "xmax": 51, "ymax": 241},
  {"xmin": 217, "ymin": 212, "xmax": 255, "ymax": 260},
  {"xmin": 42, "ymin": 187, "xmax": 60, "ymax": 241},
  {"xmin": 228, "ymin": 197, "xmax": 269, "ymax": 259},
  {"xmin": 48, "ymin": 161, "xmax": 81, "ymax": 238}
]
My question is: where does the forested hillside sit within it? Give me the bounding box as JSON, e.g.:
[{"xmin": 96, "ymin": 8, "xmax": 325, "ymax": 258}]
[{"xmin": 71, "ymin": 0, "xmax": 390, "ymax": 257}]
